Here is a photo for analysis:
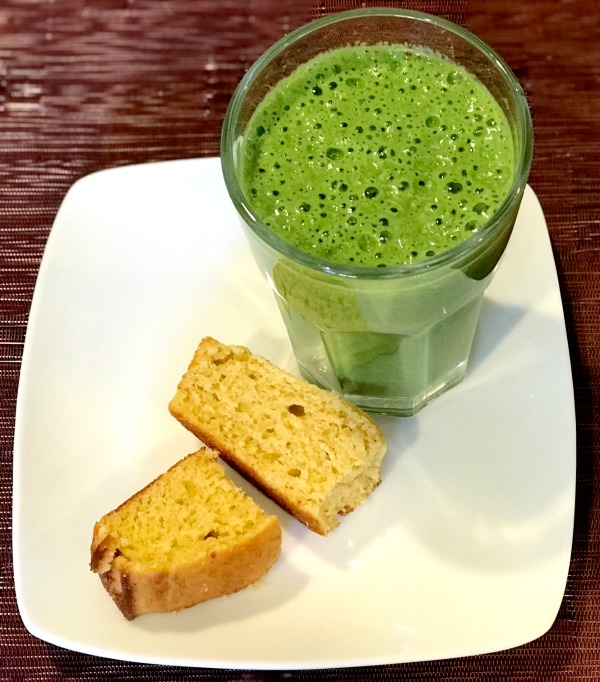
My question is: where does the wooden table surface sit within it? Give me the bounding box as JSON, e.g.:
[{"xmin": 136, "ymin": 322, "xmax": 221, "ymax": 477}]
[{"xmin": 1, "ymin": 1, "xmax": 598, "ymax": 679}]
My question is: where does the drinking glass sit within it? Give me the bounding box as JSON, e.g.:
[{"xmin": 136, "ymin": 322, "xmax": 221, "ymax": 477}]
[{"xmin": 221, "ymin": 8, "xmax": 533, "ymax": 416}]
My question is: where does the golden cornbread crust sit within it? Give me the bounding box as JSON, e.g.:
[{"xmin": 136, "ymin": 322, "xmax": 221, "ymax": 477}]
[{"xmin": 169, "ymin": 337, "xmax": 387, "ymax": 535}]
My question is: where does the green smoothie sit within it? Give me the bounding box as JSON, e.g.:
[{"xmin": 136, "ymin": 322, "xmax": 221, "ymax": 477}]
[
  {"xmin": 225, "ymin": 35, "xmax": 526, "ymax": 415},
  {"xmin": 240, "ymin": 44, "xmax": 515, "ymax": 268}
]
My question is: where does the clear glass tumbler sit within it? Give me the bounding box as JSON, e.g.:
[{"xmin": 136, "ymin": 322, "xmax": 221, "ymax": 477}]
[{"xmin": 221, "ymin": 8, "xmax": 533, "ymax": 416}]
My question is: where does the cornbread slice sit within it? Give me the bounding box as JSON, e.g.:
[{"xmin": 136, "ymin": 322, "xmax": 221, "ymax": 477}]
[
  {"xmin": 90, "ymin": 448, "xmax": 282, "ymax": 620},
  {"xmin": 168, "ymin": 337, "xmax": 387, "ymax": 535}
]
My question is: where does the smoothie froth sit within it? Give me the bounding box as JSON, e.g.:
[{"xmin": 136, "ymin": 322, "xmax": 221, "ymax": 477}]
[{"xmin": 240, "ymin": 44, "xmax": 515, "ymax": 267}]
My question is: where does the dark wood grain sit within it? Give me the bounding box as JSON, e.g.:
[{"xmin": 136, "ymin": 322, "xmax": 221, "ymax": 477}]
[{"xmin": 1, "ymin": 1, "xmax": 599, "ymax": 679}]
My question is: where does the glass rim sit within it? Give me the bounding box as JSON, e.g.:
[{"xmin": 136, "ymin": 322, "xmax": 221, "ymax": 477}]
[{"xmin": 220, "ymin": 7, "xmax": 534, "ymax": 280}]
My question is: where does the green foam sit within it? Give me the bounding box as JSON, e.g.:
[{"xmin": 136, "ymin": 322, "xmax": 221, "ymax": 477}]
[{"xmin": 240, "ymin": 44, "xmax": 515, "ymax": 267}]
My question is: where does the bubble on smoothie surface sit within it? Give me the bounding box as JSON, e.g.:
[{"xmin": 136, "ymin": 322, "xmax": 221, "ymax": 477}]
[{"xmin": 240, "ymin": 44, "xmax": 515, "ymax": 267}]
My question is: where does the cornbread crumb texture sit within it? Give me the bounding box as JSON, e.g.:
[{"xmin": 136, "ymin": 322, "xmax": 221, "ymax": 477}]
[
  {"xmin": 169, "ymin": 337, "xmax": 387, "ymax": 535},
  {"xmin": 90, "ymin": 448, "xmax": 282, "ymax": 619}
]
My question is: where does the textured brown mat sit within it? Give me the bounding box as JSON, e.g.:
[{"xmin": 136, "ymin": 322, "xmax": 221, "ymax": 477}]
[{"xmin": 1, "ymin": 0, "xmax": 598, "ymax": 679}]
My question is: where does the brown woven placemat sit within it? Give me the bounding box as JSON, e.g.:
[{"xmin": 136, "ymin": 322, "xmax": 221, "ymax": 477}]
[{"xmin": 1, "ymin": 0, "xmax": 598, "ymax": 679}]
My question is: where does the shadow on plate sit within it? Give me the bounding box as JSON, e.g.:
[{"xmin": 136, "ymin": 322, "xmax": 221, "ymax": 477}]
[{"xmin": 392, "ymin": 300, "xmax": 574, "ymax": 573}]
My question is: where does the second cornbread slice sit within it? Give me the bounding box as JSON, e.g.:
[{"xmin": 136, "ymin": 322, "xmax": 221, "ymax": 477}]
[{"xmin": 168, "ymin": 337, "xmax": 387, "ymax": 535}]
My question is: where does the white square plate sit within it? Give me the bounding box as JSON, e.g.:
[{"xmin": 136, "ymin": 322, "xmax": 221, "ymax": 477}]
[{"xmin": 13, "ymin": 157, "xmax": 575, "ymax": 669}]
